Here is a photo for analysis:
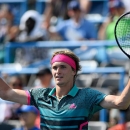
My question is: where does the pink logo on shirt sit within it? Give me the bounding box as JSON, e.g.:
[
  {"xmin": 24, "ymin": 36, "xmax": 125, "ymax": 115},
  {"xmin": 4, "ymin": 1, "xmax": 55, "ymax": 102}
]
[{"xmin": 69, "ymin": 103, "xmax": 77, "ymax": 109}]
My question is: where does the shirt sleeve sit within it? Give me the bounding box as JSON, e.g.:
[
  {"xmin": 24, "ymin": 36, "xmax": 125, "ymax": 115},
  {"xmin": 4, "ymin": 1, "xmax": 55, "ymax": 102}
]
[
  {"xmin": 28, "ymin": 88, "xmax": 44, "ymax": 109},
  {"xmin": 86, "ymin": 88, "xmax": 107, "ymax": 117},
  {"xmin": 55, "ymin": 20, "xmax": 67, "ymax": 37}
]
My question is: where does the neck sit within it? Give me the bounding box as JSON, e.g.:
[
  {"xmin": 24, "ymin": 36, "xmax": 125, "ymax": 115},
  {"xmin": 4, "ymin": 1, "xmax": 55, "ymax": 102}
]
[
  {"xmin": 56, "ymin": 83, "xmax": 74, "ymax": 98},
  {"xmin": 73, "ymin": 15, "xmax": 81, "ymax": 23}
]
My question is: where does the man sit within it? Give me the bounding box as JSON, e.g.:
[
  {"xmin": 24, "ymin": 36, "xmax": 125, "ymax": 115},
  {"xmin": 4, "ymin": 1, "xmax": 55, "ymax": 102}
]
[
  {"xmin": 34, "ymin": 67, "xmax": 53, "ymax": 88},
  {"xmin": 49, "ymin": 0, "xmax": 97, "ymax": 41},
  {"xmin": 42, "ymin": 0, "xmax": 91, "ymax": 30},
  {"xmin": 0, "ymin": 50, "xmax": 130, "ymax": 130},
  {"xmin": 13, "ymin": 105, "xmax": 40, "ymax": 130}
]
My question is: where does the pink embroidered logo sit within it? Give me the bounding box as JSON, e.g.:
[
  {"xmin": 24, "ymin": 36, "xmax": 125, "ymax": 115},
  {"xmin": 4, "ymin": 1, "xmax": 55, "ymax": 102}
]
[
  {"xmin": 57, "ymin": 55, "xmax": 61, "ymax": 60},
  {"xmin": 69, "ymin": 103, "xmax": 77, "ymax": 109}
]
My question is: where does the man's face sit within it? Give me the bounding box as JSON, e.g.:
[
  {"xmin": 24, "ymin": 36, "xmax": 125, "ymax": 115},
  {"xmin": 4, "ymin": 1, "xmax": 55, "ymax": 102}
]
[
  {"xmin": 51, "ymin": 62, "xmax": 76, "ymax": 87},
  {"xmin": 10, "ymin": 78, "xmax": 23, "ymax": 89},
  {"xmin": 68, "ymin": 9, "xmax": 81, "ymax": 19}
]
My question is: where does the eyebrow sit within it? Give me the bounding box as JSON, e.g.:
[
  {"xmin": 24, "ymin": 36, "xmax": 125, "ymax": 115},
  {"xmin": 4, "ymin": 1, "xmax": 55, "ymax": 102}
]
[{"xmin": 52, "ymin": 64, "xmax": 67, "ymax": 68}]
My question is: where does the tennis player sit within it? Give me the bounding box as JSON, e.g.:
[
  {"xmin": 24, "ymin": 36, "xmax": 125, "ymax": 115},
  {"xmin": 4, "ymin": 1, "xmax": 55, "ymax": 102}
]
[{"xmin": 0, "ymin": 50, "xmax": 130, "ymax": 130}]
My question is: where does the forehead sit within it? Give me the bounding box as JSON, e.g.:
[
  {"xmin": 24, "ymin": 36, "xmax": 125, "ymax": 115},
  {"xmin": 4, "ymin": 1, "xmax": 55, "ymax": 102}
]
[{"xmin": 52, "ymin": 62, "xmax": 70, "ymax": 67}]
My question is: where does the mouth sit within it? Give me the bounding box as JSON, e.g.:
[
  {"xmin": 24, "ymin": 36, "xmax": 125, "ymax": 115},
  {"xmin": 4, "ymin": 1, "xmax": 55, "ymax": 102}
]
[{"xmin": 55, "ymin": 76, "xmax": 63, "ymax": 80}]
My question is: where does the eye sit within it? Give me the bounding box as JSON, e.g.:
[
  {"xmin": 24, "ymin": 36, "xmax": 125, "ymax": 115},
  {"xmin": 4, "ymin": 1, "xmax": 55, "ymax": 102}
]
[
  {"xmin": 52, "ymin": 66, "xmax": 57, "ymax": 70},
  {"xmin": 61, "ymin": 65, "xmax": 66, "ymax": 68}
]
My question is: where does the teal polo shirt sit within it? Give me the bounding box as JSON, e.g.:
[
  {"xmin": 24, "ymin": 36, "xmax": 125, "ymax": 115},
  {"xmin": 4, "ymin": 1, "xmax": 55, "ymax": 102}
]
[{"xmin": 28, "ymin": 85, "xmax": 106, "ymax": 130}]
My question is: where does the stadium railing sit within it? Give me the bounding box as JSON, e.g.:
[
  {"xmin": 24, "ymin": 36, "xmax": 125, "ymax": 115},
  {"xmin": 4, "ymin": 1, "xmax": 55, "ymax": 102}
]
[{"xmin": 4, "ymin": 40, "xmax": 117, "ymax": 63}]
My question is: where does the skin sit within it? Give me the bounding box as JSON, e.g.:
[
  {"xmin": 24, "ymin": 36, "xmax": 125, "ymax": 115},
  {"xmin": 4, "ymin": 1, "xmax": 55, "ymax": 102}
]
[{"xmin": 67, "ymin": 9, "xmax": 81, "ymax": 23}]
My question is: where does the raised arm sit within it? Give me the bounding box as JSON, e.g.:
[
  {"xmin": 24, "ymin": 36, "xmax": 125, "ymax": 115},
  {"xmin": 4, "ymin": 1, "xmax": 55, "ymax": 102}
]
[
  {"xmin": 0, "ymin": 78, "xmax": 28, "ymax": 104},
  {"xmin": 100, "ymin": 80, "xmax": 130, "ymax": 110}
]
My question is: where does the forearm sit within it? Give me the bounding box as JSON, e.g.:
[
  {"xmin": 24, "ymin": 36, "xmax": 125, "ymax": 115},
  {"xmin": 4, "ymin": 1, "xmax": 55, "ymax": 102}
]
[
  {"xmin": 44, "ymin": 1, "xmax": 53, "ymax": 23},
  {"xmin": 0, "ymin": 78, "xmax": 28, "ymax": 104},
  {"xmin": 0, "ymin": 89, "xmax": 28, "ymax": 105},
  {"xmin": 115, "ymin": 79, "xmax": 130, "ymax": 109},
  {"xmin": 6, "ymin": 89, "xmax": 28, "ymax": 104}
]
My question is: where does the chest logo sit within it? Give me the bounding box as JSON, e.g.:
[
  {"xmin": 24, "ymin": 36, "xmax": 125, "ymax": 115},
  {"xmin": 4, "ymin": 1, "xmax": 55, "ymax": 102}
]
[{"xmin": 69, "ymin": 103, "xmax": 77, "ymax": 109}]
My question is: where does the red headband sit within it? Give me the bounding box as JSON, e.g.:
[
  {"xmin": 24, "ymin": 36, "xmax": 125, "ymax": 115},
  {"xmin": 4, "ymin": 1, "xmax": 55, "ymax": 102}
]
[{"xmin": 51, "ymin": 54, "xmax": 76, "ymax": 70}]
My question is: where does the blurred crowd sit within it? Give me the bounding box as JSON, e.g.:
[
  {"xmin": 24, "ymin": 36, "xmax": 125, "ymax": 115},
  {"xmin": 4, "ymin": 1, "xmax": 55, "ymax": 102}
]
[
  {"xmin": 0, "ymin": 0, "xmax": 130, "ymax": 129},
  {"xmin": 0, "ymin": 0, "xmax": 129, "ymax": 65}
]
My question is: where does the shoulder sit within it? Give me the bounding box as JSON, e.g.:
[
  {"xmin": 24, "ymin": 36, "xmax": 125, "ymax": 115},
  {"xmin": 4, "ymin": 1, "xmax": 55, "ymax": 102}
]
[
  {"xmin": 57, "ymin": 19, "xmax": 72, "ymax": 27},
  {"xmin": 80, "ymin": 87, "xmax": 99, "ymax": 93},
  {"xmin": 80, "ymin": 87, "xmax": 106, "ymax": 97},
  {"xmin": 29, "ymin": 88, "xmax": 52, "ymax": 96}
]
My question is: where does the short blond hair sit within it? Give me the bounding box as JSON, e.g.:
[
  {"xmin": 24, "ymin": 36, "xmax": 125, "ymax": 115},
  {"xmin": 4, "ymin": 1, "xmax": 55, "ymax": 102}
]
[{"xmin": 51, "ymin": 50, "xmax": 81, "ymax": 74}]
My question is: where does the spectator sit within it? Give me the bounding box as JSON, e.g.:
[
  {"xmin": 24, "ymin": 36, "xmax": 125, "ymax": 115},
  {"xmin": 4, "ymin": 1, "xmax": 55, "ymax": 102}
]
[
  {"xmin": 7, "ymin": 75, "xmax": 24, "ymax": 90},
  {"xmin": 108, "ymin": 108, "xmax": 130, "ymax": 130},
  {"xmin": 42, "ymin": 0, "xmax": 91, "ymax": 30},
  {"xmin": 109, "ymin": 109, "xmax": 121, "ymax": 128},
  {"xmin": 17, "ymin": 10, "xmax": 48, "ymax": 42},
  {"xmin": 49, "ymin": 0, "xmax": 97, "ymax": 41},
  {"xmin": 13, "ymin": 105, "xmax": 40, "ymax": 130},
  {"xmin": 0, "ymin": 4, "xmax": 14, "ymax": 63},
  {"xmin": 34, "ymin": 67, "xmax": 53, "ymax": 88},
  {"xmin": 97, "ymin": 0, "xmax": 127, "ymax": 66},
  {"xmin": 6, "ymin": 26, "xmax": 19, "ymax": 42},
  {"xmin": 13, "ymin": 10, "xmax": 49, "ymax": 66},
  {"xmin": 98, "ymin": 0, "xmax": 125, "ymax": 40}
]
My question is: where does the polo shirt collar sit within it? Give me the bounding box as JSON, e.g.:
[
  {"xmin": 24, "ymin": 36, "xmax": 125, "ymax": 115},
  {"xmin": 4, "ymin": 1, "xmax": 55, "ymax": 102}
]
[{"xmin": 49, "ymin": 85, "xmax": 79, "ymax": 97}]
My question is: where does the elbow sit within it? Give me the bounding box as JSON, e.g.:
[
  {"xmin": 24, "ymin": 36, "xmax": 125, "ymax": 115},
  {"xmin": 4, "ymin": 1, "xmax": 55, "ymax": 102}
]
[
  {"xmin": 115, "ymin": 101, "xmax": 129, "ymax": 110},
  {"xmin": 119, "ymin": 105, "xmax": 129, "ymax": 110},
  {"xmin": 0, "ymin": 90, "xmax": 12, "ymax": 101},
  {"xmin": 0, "ymin": 95, "xmax": 8, "ymax": 100}
]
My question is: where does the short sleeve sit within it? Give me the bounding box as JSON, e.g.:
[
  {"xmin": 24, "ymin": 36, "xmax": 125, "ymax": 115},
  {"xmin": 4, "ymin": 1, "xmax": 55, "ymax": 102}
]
[
  {"xmin": 28, "ymin": 88, "xmax": 44, "ymax": 109},
  {"xmin": 86, "ymin": 88, "xmax": 106, "ymax": 117},
  {"xmin": 56, "ymin": 22, "xmax": 66, "ymax": 36}
]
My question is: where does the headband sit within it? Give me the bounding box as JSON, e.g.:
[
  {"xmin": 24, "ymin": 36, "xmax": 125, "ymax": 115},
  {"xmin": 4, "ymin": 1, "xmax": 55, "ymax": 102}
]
[{"xmin": 51, "ymin": 54, "xmax": 76, "ymax": 70}]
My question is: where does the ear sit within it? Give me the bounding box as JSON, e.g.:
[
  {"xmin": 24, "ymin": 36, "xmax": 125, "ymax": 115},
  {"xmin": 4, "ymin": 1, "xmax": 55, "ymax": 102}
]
[{"xmin": 72, "ymin": 69, "xmax": 76, "ymax": 76}]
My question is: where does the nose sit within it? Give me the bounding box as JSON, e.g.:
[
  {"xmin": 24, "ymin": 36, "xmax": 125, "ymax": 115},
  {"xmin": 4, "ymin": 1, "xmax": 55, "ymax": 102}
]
[{"xmin": 56, "ymin": 67, "xmax": 61, "ymax": 73}]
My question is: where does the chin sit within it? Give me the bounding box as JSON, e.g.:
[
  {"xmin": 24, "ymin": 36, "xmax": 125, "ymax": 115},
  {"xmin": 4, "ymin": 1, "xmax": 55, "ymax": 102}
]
[{"xmin": 56, "ymin": 82, "xmax": 63, "ymax": 86}]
